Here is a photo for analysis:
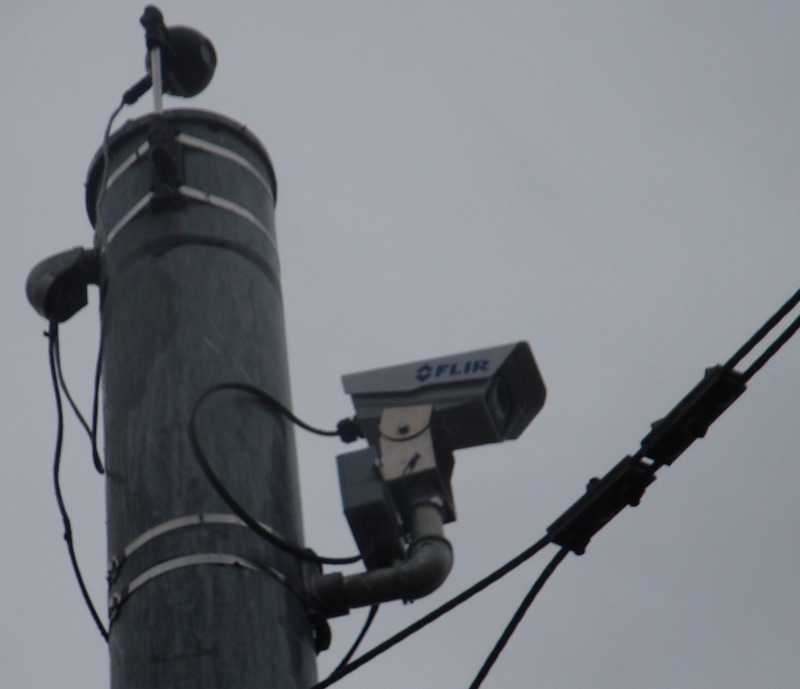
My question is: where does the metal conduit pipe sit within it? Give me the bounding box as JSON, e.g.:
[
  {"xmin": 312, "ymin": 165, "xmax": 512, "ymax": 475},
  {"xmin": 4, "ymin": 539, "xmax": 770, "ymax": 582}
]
[{"xmin": 308, "ymin": 493, "xmax": 453, "ymax": 617}]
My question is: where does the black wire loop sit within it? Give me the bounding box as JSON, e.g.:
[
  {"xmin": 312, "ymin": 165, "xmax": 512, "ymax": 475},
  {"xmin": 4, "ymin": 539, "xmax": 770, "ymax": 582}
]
[
  {"xmin": 47, "ymin": 323, "xmax": 109, "ymax": 643},
  {"xmin": 52, "ymin": 324, "xmax": 105, "ymax": 474},
  {"xmin": 188, "ymin": 382, "xmax": 363, "ymax": 566}
]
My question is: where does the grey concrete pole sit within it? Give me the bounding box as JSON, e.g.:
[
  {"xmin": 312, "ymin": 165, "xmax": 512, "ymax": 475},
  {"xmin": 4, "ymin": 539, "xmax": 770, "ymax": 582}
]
[{"xmin": 86, "ymin": 108, "xmax": 319, "ymax": 689}]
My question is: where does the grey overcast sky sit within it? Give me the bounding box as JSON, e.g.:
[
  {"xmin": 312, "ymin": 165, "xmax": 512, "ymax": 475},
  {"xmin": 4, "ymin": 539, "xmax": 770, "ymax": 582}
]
[{"xmin": 3, "ymin": 3, "xmax": 799, "ymax": 688}]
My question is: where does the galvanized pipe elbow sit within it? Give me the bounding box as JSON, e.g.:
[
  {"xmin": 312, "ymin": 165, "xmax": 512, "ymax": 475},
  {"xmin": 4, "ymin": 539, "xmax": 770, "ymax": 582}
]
[{"xmin": 308, "ymin": 494, "xmax": 453, "ymax": 617}]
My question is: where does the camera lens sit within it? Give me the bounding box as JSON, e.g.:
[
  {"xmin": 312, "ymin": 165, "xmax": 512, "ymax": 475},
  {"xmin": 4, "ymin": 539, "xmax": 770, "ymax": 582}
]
[{"xmin": 487, "ymin": 377, "xmax": 512, "ymax": 427}]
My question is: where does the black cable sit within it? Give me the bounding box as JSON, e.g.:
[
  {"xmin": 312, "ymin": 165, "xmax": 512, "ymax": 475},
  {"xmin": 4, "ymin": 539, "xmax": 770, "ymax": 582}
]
[
  {"xmin": 47, "ymin": 323, "xmax": 109, "ymax": 643},
  {"xmin": 39, "ymin": 99, "xmax": 119, "ymax": 642},
  {"xmin": 52, "ymin": 325, "xmax": 105, "ymax": 474},
  {"xmin": 94, "ymin": 100, "xmax": 125, "ymax": 227},
  {"xmin": 90, "ymin": 330, "xmax": 104, "ymax": 472},
  {"xmin": 468, "ymin": 546, "xmax": 570, "ymax": 689},
  {"xmin": 310, "ymin": 534, "xmax": 553, "ymax": 689},
  {"xmin": 726, "ymin": 287, "xmax": 800, "ymax": 371},
  {"xmin": 189, "ymin": 382, "xmax": 363, "ymax": 565},
  {"xmin": 196, "ymin": 382, "xmax": 346, "ymax": 438},
  {"xmin": 321, "ymin": 605, "xmax": 379, "ymax": 686},
  {"xmin": 741, "ymin": 310, "xmax": 800, "ymax": 383}
]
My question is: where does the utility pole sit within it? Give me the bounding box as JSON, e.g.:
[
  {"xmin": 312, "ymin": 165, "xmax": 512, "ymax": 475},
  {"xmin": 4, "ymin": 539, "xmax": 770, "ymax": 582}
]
[
  {"xmin": 88, "ymin": 106, "xmax": 318, "ymax": 688},
  {"xmin": 29, "ymin": 8, "xmax": 320, "ymax": 688}
]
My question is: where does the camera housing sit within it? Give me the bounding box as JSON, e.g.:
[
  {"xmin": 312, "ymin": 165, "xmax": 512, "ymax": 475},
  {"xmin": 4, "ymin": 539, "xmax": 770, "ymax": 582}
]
[
  {"xmin": 342, "ymin": 341, "xmax": 546, "ymax": 451},
  {"xmin": 26, "ymin": 247, "xmax": 99, "ymax": 323}
]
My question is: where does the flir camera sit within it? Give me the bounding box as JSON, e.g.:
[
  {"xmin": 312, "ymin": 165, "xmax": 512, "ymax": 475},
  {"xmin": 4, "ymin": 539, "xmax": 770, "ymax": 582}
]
[
  {"xmin": 336, "ymin": 342, "xmax": 546, "ymax": 571},
  {"xmin": 342, "ymin": 341, "xmax": 546, "ymax": 451}
]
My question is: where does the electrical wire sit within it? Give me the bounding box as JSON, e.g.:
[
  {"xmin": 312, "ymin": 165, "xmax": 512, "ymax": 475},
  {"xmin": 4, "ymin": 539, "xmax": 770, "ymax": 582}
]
[
  {"xmin": 90, "ymin": 330, "xmax": 104, "ymax": 472},
  {"xmin": 467, "ymin": 546, "xmax": 570, "ymax": 689},
  {"xmin": 47, "ymin": 323, "xmax": 109, "ymax": 643},
  {"xmin": 52, "ymin": 323, "xmax": 105, "ymax": 474},
  {"xmin": 37, "ymin": 96, "xmax": 119, "ymax": 644},
  {"xmin": 309, "ymin": 534, "xmax": 554, "ymax": 689},
  {"xmin": 456, "ymin": 289, "xmax": 800, "ymax": 688},
  {"xmin": 320, "ymin": 605, "xmax": 379, "ymax": 686},
  {"xmin": 94, "ymin": 100, "xmax": 125, "ymax": 228},
  {"xmin": 741, "ymin": 310, "xmax": 800, "ymax": 382},
  {"xmin": 188, "ymin": 382, "xmax": 363, "ymax": 565},
  {"xmin": 195, "ymin": 381, "xmax": 346, "ymax": 438},
  {"xmin": 726, "ymin": 287, "xmax": 800, "ymax": 372}
]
